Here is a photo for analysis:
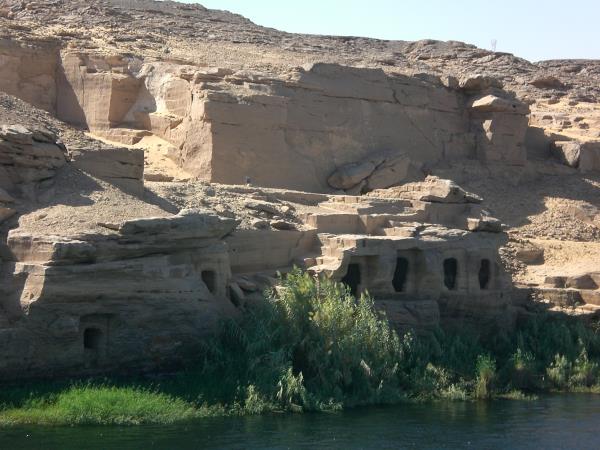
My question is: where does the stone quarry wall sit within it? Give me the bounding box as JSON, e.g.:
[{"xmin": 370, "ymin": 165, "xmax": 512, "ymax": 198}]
[
  {"xmin": 56, "ymin": 52, "xmax": 142, "ymax": 131},
  {"xmin": 0, "ymin": 210, "xmax": 238, "ymax": 380},
  {"xmin": 0, "ymin": 126, "xmax": 515, "ymax": 380},
  {"xmin": 0, "ymin": 124, "xmax": 67, "ymax": 197},
  {"xmin": 298, "ymin": 181, "xmax": 512, "ymax": 329},
  {"xmin": 0, "ymin": 39, "xmax": 522, "ymax": 380},
  {"xmin": 0, "ymin": 39, "xmax": 58, "ymax": 114},
  {"xmin": 0, "ymin": 41, "xmax": 531, "ymax": 193},
  {"xmin": 123, "ymin": 62, "xmax": 530, "ymax": 192},
  {"xmin": 195, "ymin": 64, "xmax": 473, "ymax": 191}
]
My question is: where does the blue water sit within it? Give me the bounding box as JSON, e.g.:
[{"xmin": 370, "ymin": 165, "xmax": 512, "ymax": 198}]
[{"xmin": 2, "ymin": 394, "xmax": 600, "ymax": 449}]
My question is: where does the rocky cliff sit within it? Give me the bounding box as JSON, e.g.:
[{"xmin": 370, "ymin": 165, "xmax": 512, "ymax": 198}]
[{"xmin": 0, "ymin": 0, "xmax": 599, "ymax": 380}]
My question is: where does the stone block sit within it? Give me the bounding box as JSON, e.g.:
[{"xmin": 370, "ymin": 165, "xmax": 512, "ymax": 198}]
[
  {"xmin": 552, "ymin": 141, "xmax": 581, "ymax": 168},
  {"xmin": 328, "ymin": 161, "xmax": 376, "ymax": 190},
  {"xmin": 69, "ymin": 147, "xmax": 144, "ymax": 194},
  {"xmin": 467, "ymin": 217, "xmax": 502, "ymax": 233},
  {"xmin": 565, "ymin": 274, "xmax": 598, "ymax": 290},
  {"xmin": 544, "ymin": 276, "xmax": 566, "ymax": 288},
  {"xmin": 515, "ymin": 247, "xmax": 545, "ymax": 265},
  {"xmin": 470, "ymin": 95, "xmax": 529, "ymax": 115}
]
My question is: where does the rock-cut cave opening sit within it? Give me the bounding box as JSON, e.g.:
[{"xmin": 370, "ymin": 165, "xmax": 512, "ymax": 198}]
[{"xmin": 341, "ymin": 263, "xmax": 361, "ymax": 296}]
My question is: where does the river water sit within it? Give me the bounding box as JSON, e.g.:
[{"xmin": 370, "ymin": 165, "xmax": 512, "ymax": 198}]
[{"xmin": 2, "ymin": 394, "xmax": 600, "ymax": 449}]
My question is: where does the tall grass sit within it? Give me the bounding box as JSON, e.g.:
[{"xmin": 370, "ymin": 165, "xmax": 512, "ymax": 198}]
[
  {"xmin": 475, "ymin": 355, "xmax": 496, "ymax": 399},
  {"xmin": 1, "ymin": 269, "xmax": 600, "ymax": 426},
  {"xmin": 196, "ymin": 269, "xmax": 405, "ymax": 411},
  {"xmin": 0, "ymin": 385, "xmax": 197, "ymax": 426}
]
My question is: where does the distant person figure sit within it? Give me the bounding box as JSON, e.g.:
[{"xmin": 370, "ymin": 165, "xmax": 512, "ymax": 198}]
[{"xmin": 245, "ymin": 176, "xmax": 252, "ymax": 186}]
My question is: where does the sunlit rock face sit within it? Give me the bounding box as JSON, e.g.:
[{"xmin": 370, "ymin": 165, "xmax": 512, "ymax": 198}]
[
  {"xmin": 0, "ymin": 210, "xmax": 238, "ymax": 380},
  {"xmin": 6, "ymin": 0, "xmax": 600, "ymax": 381}
]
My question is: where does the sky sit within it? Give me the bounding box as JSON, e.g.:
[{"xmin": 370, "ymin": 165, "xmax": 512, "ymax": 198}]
[{"xmin": 180, "ymin": 0, "xmax": 599, "ymax": 62}]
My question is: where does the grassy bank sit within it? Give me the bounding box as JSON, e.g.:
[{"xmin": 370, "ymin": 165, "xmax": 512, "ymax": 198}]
[{"xmin": 2, "ymin": 269, "xmax": 600, "ymax": 426}]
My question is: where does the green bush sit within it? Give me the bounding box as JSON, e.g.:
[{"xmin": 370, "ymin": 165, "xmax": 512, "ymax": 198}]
[
  {"xmin": 508, "ymin": 347, "xmax": 538, "ymax": 391},
  {"xmin": 570, "ymin": 348, "xmax": 599, "ymax": 387},
  {"xmin": 2, "ymin": 269, "xmax": 600, "ymax": 426},
  {"xmin": 475, "ymin": 355, "xmax": 496, "ymax": 399},
  {"xmin": 546, "ymin": 354, "xmax": 571, "ymax": 389},
  {"xmin": 200, "ymin": 269, "xmax": 405, "ymax": 410}
]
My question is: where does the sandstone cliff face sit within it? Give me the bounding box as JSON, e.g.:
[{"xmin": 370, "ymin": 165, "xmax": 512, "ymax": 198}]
[
  {"xmin": 0, "ymin": 0, "xmax": 598, "ymax": 381},
  {"xmin": 1, "ymin": 209, "xmax": 238, "ymax": 379},
  {"xmin": 0, "ymin": 39, "xmax": 530, "ymax": 193},
  {"xmin": 0, "ymin": 39, "xmax": 58, "ymax": 114},
  {"xmin": 0, "ymin": 124, "xmax": 66, "ymax": 194},
  {"xmin": 0, "ymin": 123, "xmax": 513, "ymax": 380},
  {"xmin": 142, "ymin": 61, "xmax": 478, "ymax": 191}
]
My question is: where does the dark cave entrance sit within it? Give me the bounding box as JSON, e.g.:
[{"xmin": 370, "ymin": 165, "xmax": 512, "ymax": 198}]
[
  {"xmin": 393, "ymin": 257, "xmax": 409, "ymax": 292},
  {"xmin": 341, "ymin": 263, "xmax": 361, "ymax": 297},
  {"xmin": 479, "ymin": 259, "xmax": 491, "ymax": 290},
  {"xmin": 202, "ymin": 270, "xmax": 217, "ymax": 294},
  {"xmin": 443, "ymin": 258, "xmax": 458, "ymax": 290},
  {"xmin": 83, "ymin": 327, "xmax": 103, "ymax": 351}
]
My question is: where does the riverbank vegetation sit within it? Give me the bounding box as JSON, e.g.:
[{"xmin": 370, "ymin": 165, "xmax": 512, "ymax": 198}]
[{"xmin": 1, "ymin": 269, "xmax": 600, "ymax": 425}]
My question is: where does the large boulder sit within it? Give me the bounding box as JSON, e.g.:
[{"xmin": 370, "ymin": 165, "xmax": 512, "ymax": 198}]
[
  {"xmin": 552, "ymin": 141, "xmax": 581, "ymax": 168},
  {"xmin": 118, "ymin": 208, "xmax": 238, "ymax": 240},
  {"xmin": 515, "ymin": 245, "xmax": 545, "ymax": 264},
  {"xmin": 467, "ymin": 217, "xmax": 502, "ymax": 233},
  {"xmin": 578, "ymin": 142, "xmax": 600, "ymax": 173},
  {"xmin": 389, "ymin": 176, "xmax": 483, "ymax": 204},
  {"xmin": 469, "ymin": 95, "xmax": 529, "ymax": 166},
  {"xmin": 470, "ymin": 95, "xmax": 529, "ymax": 115},
  {"xmin": 327, "ymin": 152, "xmax": 420, "ymax": 192},
  {"xmin": 529, "ymin": 76, "xmax": 566, "ymax": 90},
  {"xmin": 565, "ymin": 274, "xmax": 598, "ymax": 290},
  {"xmin": 0, "ymin": 124, "xmax": 67, "ymax": 190},
  {"xmin": 327, "ymin": 160, "xmax": 376, "ymax": 190},
  {"xmin": 0, "ymin": 124, "xmax": 34, "ymax": 145},
  {"xmin": 459, "ymin": 74, "xmax": 503, "ymax": 92},
  {"xmin": 551, "ymin": 140, "xmax": 600, "ymax": 172},
  {"xmin": 69, "ymin": 146, "xmax": 144, "ymax": 195},
  {"xmin": 365, "ymin": 154, "xmax": 413, "ymax": 190}
]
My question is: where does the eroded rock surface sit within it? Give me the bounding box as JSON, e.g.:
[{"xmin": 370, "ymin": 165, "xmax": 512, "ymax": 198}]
[{"xmin": 0, "ymin": 0, "xmax": 598, "ymax": 380}]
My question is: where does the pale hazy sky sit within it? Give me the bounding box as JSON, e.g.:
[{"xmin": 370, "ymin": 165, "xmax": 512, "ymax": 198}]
[{"xmin": 179, "ymin": 0, "xmax": 599, "ymax": 62}]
